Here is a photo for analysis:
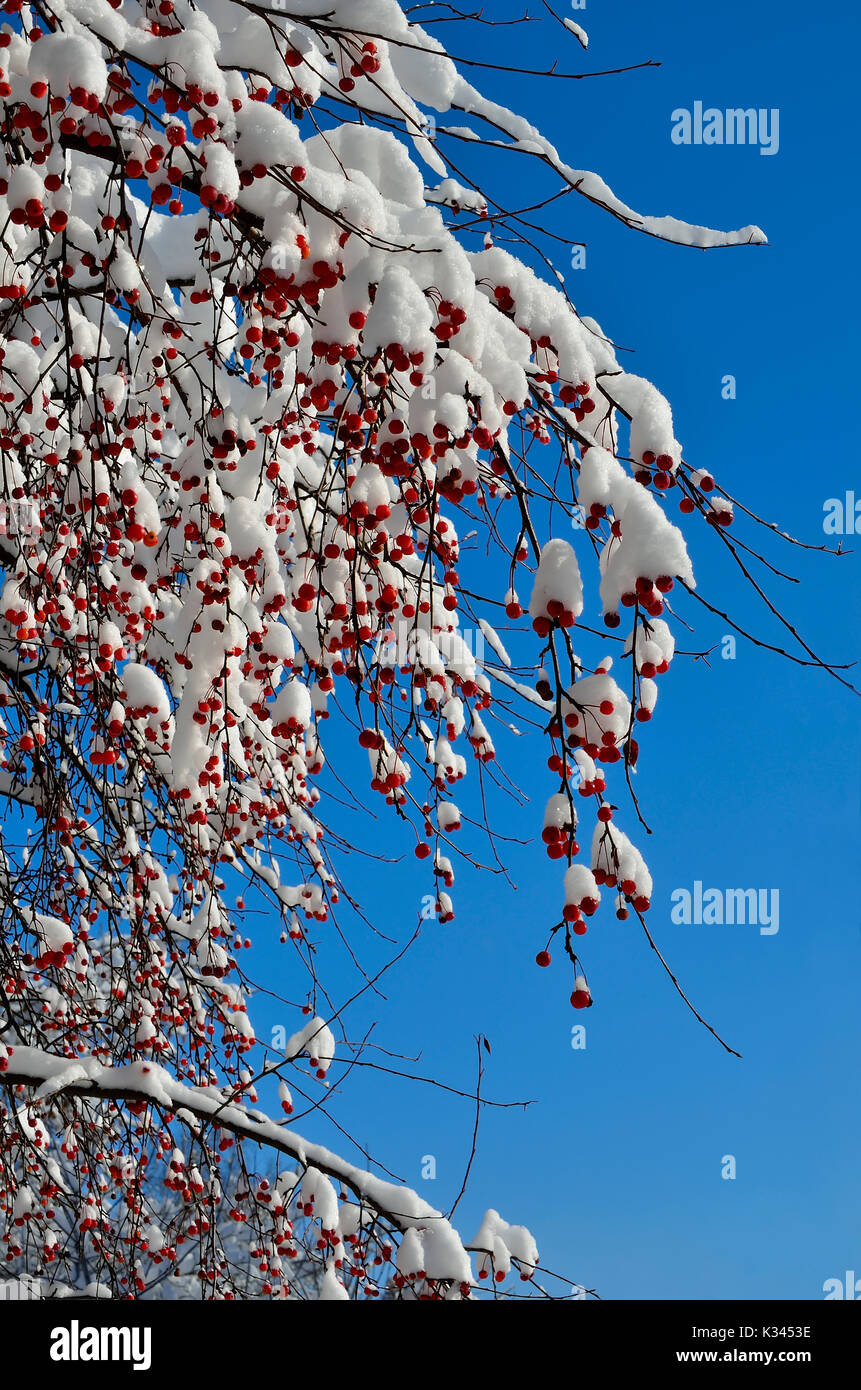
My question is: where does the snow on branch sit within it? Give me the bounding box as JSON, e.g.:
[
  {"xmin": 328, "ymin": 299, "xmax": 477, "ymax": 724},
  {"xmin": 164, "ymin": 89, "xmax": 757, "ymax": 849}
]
[{"xmin": 0, "ymin": 0, "xmax": 825, "ymax": 1305}]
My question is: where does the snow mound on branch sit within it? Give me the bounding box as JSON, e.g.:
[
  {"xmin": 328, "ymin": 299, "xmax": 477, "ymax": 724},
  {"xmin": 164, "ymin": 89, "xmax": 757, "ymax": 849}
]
[{"xmin": 529, "ymin": 539, "xmax": 584, "ymax": 630}]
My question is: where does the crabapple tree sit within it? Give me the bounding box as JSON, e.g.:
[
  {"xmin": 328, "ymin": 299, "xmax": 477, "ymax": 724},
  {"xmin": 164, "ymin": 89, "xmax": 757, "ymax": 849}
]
[
  {"xmin": 0, "ymin": 1144, "xmax": 327, "ymax": 1299},
  {"xmin": 0, "ymin": 0, "xmax": 825, "ymax": 1300}
]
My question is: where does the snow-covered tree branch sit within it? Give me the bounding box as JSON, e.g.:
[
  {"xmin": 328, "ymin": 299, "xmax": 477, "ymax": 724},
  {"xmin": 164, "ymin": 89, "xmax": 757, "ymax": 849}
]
[{"xmin": 0, "ymin": 0, "xmax": 835, "ymax": 1301}]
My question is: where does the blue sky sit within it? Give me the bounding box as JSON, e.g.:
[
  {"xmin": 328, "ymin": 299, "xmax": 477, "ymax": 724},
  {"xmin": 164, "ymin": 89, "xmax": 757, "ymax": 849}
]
[{"xmin": 249, "ymin": 0, "xmax": 860, "ymax": 1298}]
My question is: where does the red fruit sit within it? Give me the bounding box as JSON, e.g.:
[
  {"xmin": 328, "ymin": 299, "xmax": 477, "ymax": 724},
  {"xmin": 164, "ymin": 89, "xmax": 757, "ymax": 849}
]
[
  {"xmin": 570, "ymin": 989, "xmax": 591, "ymax": 1009},
  {"xmin": 414, "ymin": 842, "xmax": 431, "ymax": 860},
  {"xmin": 535, "ymin": 951, "xmax": 551, "ymax": 968}
]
